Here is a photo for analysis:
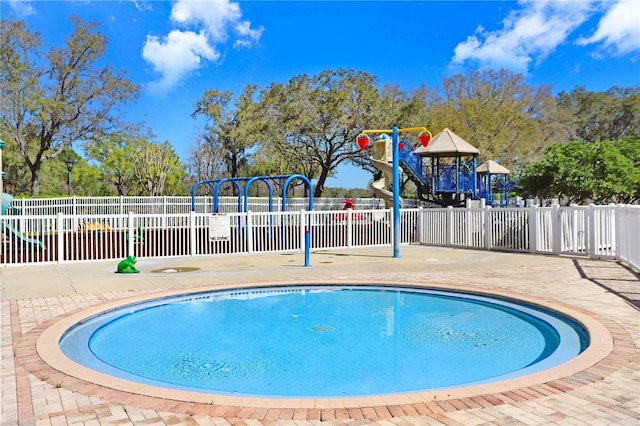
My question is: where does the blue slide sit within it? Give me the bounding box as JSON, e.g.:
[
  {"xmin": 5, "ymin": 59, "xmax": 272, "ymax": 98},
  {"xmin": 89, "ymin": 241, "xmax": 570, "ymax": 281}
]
[{"xmin": 1, "ymin": 193, "xmax": 46, "ymax": 249}]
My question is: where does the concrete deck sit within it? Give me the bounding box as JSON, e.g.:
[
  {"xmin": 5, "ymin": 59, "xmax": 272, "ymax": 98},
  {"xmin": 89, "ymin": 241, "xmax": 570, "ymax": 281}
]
[{"xmin": 2, "ymin": 246, "xmax": 639, "ymax": 425}]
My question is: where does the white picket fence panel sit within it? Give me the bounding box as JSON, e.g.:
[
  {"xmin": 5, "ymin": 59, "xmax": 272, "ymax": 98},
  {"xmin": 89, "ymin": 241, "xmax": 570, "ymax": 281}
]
[
  {"xmin": 1, "ymin": 204, "xmax": 638, "ymax": 272},
  {"xmin": 6, "ymin": 196, "xmax": 414, "ymax": 215}
]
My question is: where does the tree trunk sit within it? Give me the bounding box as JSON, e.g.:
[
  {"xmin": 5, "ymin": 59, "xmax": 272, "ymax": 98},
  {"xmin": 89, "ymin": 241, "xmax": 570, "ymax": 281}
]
[
  {"xmin": 29, "ymin": 162, "xmax": 41, "ymax": 196},
  {"xmin": 314, "ymin": 167, "xmax": 330, "ymax": 198}
]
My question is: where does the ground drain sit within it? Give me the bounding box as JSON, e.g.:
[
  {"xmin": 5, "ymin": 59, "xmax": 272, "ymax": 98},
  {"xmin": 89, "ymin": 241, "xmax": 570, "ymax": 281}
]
[{"xmin": 151, "ymin": 267, "xmax": 201, "ymax": 273}]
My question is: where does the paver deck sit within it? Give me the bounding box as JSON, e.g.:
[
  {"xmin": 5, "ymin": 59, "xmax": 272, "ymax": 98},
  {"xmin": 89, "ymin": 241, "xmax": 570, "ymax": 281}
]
[{"xmin": 2, "ymin": 246, "xmax": 639, "ymax": 425}]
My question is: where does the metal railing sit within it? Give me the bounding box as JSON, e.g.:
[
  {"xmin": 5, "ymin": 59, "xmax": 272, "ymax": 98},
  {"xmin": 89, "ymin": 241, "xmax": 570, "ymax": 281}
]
[
  {"xmin": 5, "ymin": 196, "xmax": 416, "ymax": 215},
  {"xmin": 1, "ymin": 203, "xmax": 638, "ymax": 272}
]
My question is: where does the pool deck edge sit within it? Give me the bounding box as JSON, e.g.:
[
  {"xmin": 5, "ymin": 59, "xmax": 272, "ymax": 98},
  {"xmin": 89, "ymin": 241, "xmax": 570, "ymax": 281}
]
[{"xmin": 3, "ymin": 246, "xmax": 639, "ymax": 425}]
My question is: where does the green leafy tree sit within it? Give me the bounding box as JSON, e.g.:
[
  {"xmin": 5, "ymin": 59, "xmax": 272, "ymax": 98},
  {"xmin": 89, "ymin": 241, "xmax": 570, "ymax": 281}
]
[
  {"xmin": 47, "ymin": 152, "xmax": 107, "ymax": 196},
  {"xmin": 421, "ymin": 69, "xmax": 571, "ymax": 172},
  {"xmin": 86, "ymin": 135, "xmax": 186, "ymax": 196},
  {"xmin": 615, "ymin": 136, "xmax": 640, "ymax": 202},
  {"xmin": 133, "ymin": 140, "xmax": 187, "ymax": 196},
  {"xmin": 0, "ymin": 16, "xmax": 139, "ymax": 195},
  {"xmin": 557, "ymin": 86, "xmax": 640, "ymax": 143},
  {"xmin": 259, "ymin": 68, "xmax": 381, "ymax": 197},
  {"xmin": 192, "ymin": 84, "xmax": 267, "ymax": 181},
  {"xmin": 520, "ymin": 138, "xmax": 640, "ymax": 204},
  {"xmin": 84, "ymin": 134, "xmax": 139, "ymax": 195},
  {"xmin": 0, "ymin": 133, "xmax": 30, "ymax": 195}
]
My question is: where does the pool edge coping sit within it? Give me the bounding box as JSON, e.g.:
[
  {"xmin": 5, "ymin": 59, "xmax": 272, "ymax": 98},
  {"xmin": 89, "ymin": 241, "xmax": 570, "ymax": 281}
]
[{"xmin": 27, "ymin": 279, "xmax": 622, "ymax": 412}]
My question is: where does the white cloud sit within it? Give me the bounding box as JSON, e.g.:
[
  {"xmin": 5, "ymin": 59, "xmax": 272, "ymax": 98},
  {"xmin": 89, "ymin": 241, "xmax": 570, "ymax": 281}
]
[
  {"xmin": 171, "ymin": 0, "xmax": 240, "ymax": 42},
  {"xmin": 142, "ymin": 30, "xmax": 219, "ymax": 95},
  {"xmin": 131, "ymin": 1, "xmax": 152, "ymax": 12},
  {"xmin": 452, "ymin": 0, "xmax": 595, "ymax": 72},
  {"xmin": 142, "ymin": 0, "xmax": 263, "ymax": 94},
  {"xmin": 7, "ymin": 0, "xmax": 36, "ymax": 17},
  {"xmin": 234, "ymin": 19, "xmax": 263, "ymax": 43},
  {"xmin": 577, "ymin": 0, "xmax": 640, "ymax": 55}
]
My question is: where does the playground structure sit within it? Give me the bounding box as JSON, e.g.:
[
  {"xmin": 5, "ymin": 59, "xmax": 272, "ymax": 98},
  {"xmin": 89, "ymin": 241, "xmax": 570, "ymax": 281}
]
[
  {"xmin": 1, "ymin": 140, "xmax": 47, "ymax": 250},
  {"xmin": 190, "ymin": 174, "xmax": 314, "ymax": 213},
  {"xmin": 335, "ymin": 199, "xmax": 368, "ymax": 221},
  {"xmin": 1, "ymin": 192, "xmax": 47, "ymax": 249},
  {"xmin": 191, "ymin": 174, "xmax": 316, "ymax": 265},
  {"xmin": 365, "ymin": 128, "xmax": 514, "ymax": 207},
  {"xmin": 477, "ymin": 160, "xmax": 517, "ymax": 207}
]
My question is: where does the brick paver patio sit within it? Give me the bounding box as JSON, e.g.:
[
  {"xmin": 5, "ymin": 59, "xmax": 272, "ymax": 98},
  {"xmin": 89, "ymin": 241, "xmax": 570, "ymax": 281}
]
[{"xmin": 2, "ymin": 246, "xmax": 638, "ymax": 425}]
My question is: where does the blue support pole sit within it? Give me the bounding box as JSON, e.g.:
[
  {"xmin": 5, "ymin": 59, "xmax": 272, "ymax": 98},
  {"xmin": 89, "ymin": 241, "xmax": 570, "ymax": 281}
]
[
  {"xmin": 304, "ymin": 228, "xmax": 311, "ymax": 267},
  {"xmin": 392, "ymin": 126, "xmax": 401, "ymax": 258}
]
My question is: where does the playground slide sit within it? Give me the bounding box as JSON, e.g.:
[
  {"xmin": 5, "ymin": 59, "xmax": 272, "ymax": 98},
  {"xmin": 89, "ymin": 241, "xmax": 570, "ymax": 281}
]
[
  {"xmin": 370, "ymin": 157, "xmax": 402, "ymax": 208},
  {"xmin": 1, "ymin": 193, "xmax": 46, "ymax": 249},
  {"xmin": 398, "ymin": 144, "xmax": 428, "ymax": 187},
  {"xmin": 0, "ymin": 220, "xmax": 46, "ymax": 249}
]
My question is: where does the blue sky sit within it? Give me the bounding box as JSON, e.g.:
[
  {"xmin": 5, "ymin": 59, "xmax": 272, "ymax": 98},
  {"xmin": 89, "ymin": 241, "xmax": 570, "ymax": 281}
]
[{"xmin": 3, "ymin": 0, "xmax": 640, "ymax": 189}]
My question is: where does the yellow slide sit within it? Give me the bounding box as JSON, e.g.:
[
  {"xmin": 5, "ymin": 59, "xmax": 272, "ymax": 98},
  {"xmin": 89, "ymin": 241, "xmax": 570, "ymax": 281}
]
[{"xmin": 369, "ymin": 135, "xmax": 402, "ymax": 209}]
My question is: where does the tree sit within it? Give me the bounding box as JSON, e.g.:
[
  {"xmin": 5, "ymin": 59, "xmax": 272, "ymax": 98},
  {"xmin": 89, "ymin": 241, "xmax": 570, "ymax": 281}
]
[
  {"xmin": 421, "ymin": 69, "xmax": 572, "ymax": 172},
  {"xmin": 134, "ymin": 140, "xmax": 186, "ymax": 196},
  {"xmin": 192, "ymin": 84, "xmax": 267, "ymax": 181},
  {"xmin": 0, "ymin": 16, "xmax": 139, "ymax": 195},
  {"xmin": 259, "ymin": 68, "xmax": 381, "ymax": 197},
  {"xmin": 188, "ymin": 134, "xmax": 227, "ymax": 183},
  {"xmin": 519, "ymin": 137, "xmax": 640, "ymax": 204},
  {"xmin": 84, "ymin": 134, "xmax": 140, "ymax": 195},
  {"xmin": 85, "ymin": 135, "xmax": 186, "ymax": 196},
  {"xmin": 0, "ymin": 131, "xmax": 31, "ymax": 195},
  {"xmin": 557, "ymin": 86, "xmax": 640, "ymax": 143}
]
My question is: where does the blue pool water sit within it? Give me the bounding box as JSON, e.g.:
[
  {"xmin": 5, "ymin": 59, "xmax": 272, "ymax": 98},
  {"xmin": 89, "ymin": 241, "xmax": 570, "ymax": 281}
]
[{"xmin": 60, "ymin": 286, "xmax": 588, "ymax": 397}]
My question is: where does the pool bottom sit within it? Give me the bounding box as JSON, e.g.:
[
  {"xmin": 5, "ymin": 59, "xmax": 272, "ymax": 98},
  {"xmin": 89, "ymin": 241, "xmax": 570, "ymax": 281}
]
[
  {"xmin": 59, "ymin": 285, "xmax": 588, "ymax": 398},
  {"xmin": 35, "ymin": 280, "xmax": 614, "ymax": 409}
]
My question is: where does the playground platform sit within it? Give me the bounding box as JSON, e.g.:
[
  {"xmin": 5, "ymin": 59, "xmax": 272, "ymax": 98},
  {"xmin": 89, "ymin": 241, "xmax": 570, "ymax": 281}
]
[{"xmin": 2, "ymin": 246, "xmax": 639, "ymax": 425}]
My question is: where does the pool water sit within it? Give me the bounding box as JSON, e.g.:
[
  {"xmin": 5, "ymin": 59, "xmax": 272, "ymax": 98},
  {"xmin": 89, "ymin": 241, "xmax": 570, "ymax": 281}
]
[{"xmin": 60, "ymin": 286, "xmax": 588, "ymax": 397}]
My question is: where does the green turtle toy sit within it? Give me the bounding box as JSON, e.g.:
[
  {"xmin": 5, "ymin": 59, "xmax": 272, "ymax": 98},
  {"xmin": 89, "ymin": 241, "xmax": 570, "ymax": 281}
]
[{"xmin": 117, "ymin": 255, "xmax": 140, "ymax": 273}]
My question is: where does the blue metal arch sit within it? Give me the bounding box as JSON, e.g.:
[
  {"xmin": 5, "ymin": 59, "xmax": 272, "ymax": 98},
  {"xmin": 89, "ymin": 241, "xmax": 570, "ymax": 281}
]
[
  {"xmin": 191, "ymin": 180, "xmax": 217, "ymax": 212},
  {"xmin": 191, "ymin": 174, "xmax": 314, "ymax": 213},
  {"xmin": 282, "ymin": 174, "xmax": 313, "ymax": 211},
  {"xmin": 244, "ymin": 177, "xmax": 275, "ymax": 212},
  {"xmin": 214, "ymin": 178, "xmax": 245, "ymax": 213}
]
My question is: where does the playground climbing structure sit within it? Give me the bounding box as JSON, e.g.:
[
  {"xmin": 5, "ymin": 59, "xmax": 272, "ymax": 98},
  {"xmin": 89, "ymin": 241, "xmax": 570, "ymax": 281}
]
[{"xmin": 367, "ymin": 128, "xmax": 513, "ymax": 207}]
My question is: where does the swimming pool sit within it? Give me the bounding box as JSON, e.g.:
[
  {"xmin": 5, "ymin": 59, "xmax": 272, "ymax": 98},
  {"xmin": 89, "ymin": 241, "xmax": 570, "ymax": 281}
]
[{"xmin": 59, "ymin": 285, "xmax": 588, "ymax": 397}]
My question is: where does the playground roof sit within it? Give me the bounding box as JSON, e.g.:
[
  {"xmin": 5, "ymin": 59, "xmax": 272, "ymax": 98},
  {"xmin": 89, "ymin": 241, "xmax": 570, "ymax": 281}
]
[
  {"xmin": 477, "ymin": 160, "xmax": 510, "ymax": 174},
  {"xmin": 415, "ymin": 128, "xmax": 479, "ymax": 157}
]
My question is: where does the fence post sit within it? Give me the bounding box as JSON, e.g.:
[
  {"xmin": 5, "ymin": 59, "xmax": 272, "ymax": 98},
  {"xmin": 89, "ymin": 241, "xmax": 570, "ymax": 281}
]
[
  {"xmin": 57, "ymin": 212, "xmax": 65, "ymax": 263},
  {"xmin": 551, "ymin": 204, "xmax": 561, "ymax": 255},
  {"xmin": 528, "ymin": 206, "xmax": 537, "ymax": 254},
  {"xmin": 347, "ymin": 209, "xmax": 353, "ymax": 248},
  {"xmin": 587, "ymin": 204, "xmax": 596, "ymax": 259},
  {"xmin": 417, "ymin": 207, "xmax": 423, "ymax": 244},
  {"xmin": 609, "ymin": 203, "xmax": 617, "ymax": 259},
  {"xmin": 71, "ymin": 197, "xmax": 79, "ymax": 230},
  {"xmin": 446, "ymin": 206, "xmax": 453, "ymax": 247},
  {"xmin": 300, "ymin": 210, "xmax": 306, "ymax": 251},
  {"xmin": 465, "ymin": 204, "xmax": 471, "ymax": 247},
  {"xmin": 247, "ymin": 210, "xmax": 253, "ymax": 254},
  {"xmin": 127, "ymin": 212, "xmax": 135, "ymax": 257},
  {"xmin": 189, "ymin": 210, "xmax": 196, "ymax": 256},
  {"xmin": 483, "ymin": 205, "xmax": 492, "ymax": 250}
]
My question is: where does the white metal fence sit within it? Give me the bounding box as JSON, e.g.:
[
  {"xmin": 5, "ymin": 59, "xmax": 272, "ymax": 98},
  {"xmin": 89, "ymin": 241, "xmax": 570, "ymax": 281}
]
[
  {"xmin": 5, "ymin": 196, "xmax": 424, "ymax": 215},
  {"xmin": 1, "ymin": 204, "xmax": 638, "ymax": 272}
]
